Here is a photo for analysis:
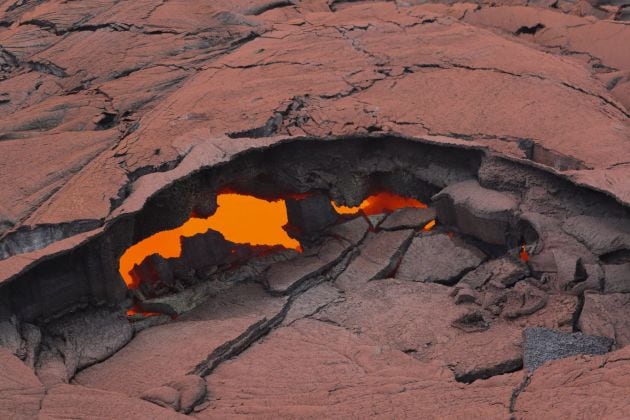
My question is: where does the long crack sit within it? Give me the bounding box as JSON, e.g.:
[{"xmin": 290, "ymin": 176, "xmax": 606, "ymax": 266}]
[{"xmin": 189, "ymin": 229, "xmax": 368, "ymax": 378}]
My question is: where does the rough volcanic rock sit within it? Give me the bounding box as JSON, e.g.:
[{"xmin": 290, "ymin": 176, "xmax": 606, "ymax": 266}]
[
  {"xmin": 513, "ymin": 346, "xmax": 630, "ymax": 418},
  {"xmin": 452, "ymin": 283, "xmax": 480, "ymax": 305},
  {"xmin": 603, "ymin": 263, "xmax": 630, "ymax": 293},
  {"xmin": 74, "ymin": 282, "xmax": 287, "ymax": 397},
  {"xmin": 265, "ymin": 217, "xmax": 369, "ymax": 294},
  {"xmin": 141, "ymin": 385, "xmax": 181, "ymax": 412},
  {"xmin": 40, "ymin": 383, "xmax": 188, "ymax": 419},
  {"xmin": 518, "ymin": 294, "xmax": 578, "ymax": 332},
  {"xmin": 168, "ymin": 375, "xmax": 207, "ymax": 414},
  {"xmin": 548, "ymin": 249, "xmax": 588, "ymax": 292},
  {"xmin": 316, "ymin": 279, "xmax": 523, "ymax": 383},
  {"xmin": 501, "ymin": 281, "xmax": 548, "ymax": 320},
  {"xmin": 0, "ymin": 2, "xmax": 629, "ymax": 418},
  {"xmin": 35, "ymin": 308, "xmax": 132, "ymax": 386},
  {"xmin": 396, "ymin": 233, "xmax": 486, "ymax": 285},
  {"xmin": 562, "ymin": 215, "xmax": 630, "ymax": 256},
  {"xmin": 335, "ymin": 228, "xmax": 415, "ymax": 290},
  {"xmin": 0, "ymin": 348, "xmax": 45, "ymax": 419},
  {"xmin": 461, "ymin": 257, "xmax": 529, "ymax": 289},
  {"xmin": 379, "ymin": 207, "xmax": 436, "ymax": 231},
  {"xmin": 1, "ymin": 0, "xmax": 629, "ymax": 334},
  {"xmin": 286, "ymin": 193, "xmax": 338, "ymax": 242},
  {"xmin": 523, "ymin": 327, "xmax": 613, "ymax": 371},
  {"xmin": 0, "ymin": 316, "xmax": 24, "ymax": 359},
  {"xmin": 282, "ymin": 282, "xmax": 344, "ymax": 326},
  {"xmin": 201, "ymin": 319, "xmax": 520, "ymax": 419},
  {"xmin": 578, "ymin": 292, "xmax": 630, "ymax": 348},
  {"xmin": 178, "ymin": 231, "xmax": 232, "ymax": 274},
  {"xmin": 0, "ymin": 0, "xmax": 627, "ymax": 249},
  {"xmin": 433, "ymin": 180, "xmax": 518, "ymax": 245}
]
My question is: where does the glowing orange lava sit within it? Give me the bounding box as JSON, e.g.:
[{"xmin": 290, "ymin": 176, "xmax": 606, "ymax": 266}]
[
  {"xmin": 126, "ymin": 307, "xmax": 161, "ymax": 317},
  {"xmin": 520, "ymin": 244, "xmax": 529, "ymax": 262},
  {"xmin": 332, "ymin": 192, "xmax": 427, "ymax": 216},
  {"xmin": 423, "ymin": 220, "xmax": 437, "ymax": 231},
  {"xmin": 119, "ymin": 193, "xmax": 301, "ymax": 288}
]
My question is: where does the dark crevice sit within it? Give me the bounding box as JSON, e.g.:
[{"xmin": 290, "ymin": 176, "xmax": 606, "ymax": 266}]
[
  {"xmin": 26, "ymin": 60, "xmax": 68, "ymax": 78},
  {"xmin": 109, "ymin": 154, "xmax": 187, "ymax": 212},
  {"xmin": 6, "ymin": 0, "xmax": 44, "ymax": 13},
  {"xmin": 192, "ymin": 241, "xmax": 356, "ymax": 376},
  {"xmin": 600, "ymin": 249, "xmax": 630, "ymax": 264},
  {"xmin": 244, "ymin": 0, "xmax": 295, "ymax": 16},
  {"xmin": 0, "ymin": 220, "xmax": 102, "ymax": 261},
  {"xmin": 509, "ymin": 375, "xmax": 531, "ymax": 416},
  {"xmin": 94, "ymin": 112, "xmax": 118, "ymax": 130},
  {"xmin": 572, "ymin": 293, "xmax": 585, "ymax": 333},
  {"xmin": 561, "ymin": 82, "xmax": 630, "ymax": 119},
  {"xmin": 328, "ymin": 0, "xmax": 395, "ymax": 12},
  {"xmin": 514, "ymin": 23, "xmax": 545, "ymax": 36},
  {"xmin": 21, "ymin": 19, "xmax": 173, "ymax": 37},
  {"xmin": 455, "ymin": 358, "xmax": 523, "ymax": 384},
  {"xmin": 227, "ymin": 96, "xmax": 307, "ymax": 139},
  {"xmin": 191, "ymin": 299, "xmax": 290, "ymax": 377}
]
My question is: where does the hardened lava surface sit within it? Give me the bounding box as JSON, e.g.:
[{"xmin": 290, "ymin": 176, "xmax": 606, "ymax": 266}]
[{"xmin": 0, "ymin": 0, "xmax": 630, "ymax": 419}]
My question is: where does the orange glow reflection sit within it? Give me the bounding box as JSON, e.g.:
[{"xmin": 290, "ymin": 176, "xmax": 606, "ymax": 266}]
[
  {"xmin": 119, "ymin": 193, "xmax": 300, "ymax": 288},
  {"xmin": 332, "ymin": 192, "xmax": 427, "ymax": 216}
]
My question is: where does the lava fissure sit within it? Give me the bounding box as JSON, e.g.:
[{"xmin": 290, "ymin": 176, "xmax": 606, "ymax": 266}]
[
  {"xmin": 509, "ymin": 375, "xmax": 532, "ymax": 415},
  {"xmin": 455, "ymin": 357, "xmax": 524, "ymax": 384},
  {"xmin": 191, "ymin": 300, "xmax": 291, "ymax": 377},
  {"xmin": 192, "ymin": 241, "xmax": 358, "ymax": 377}
]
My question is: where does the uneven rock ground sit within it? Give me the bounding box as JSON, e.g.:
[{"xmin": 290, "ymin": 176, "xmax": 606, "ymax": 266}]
[
  {"xmin": 0, "ymin": 0, "xmax": 630, "ymax": 418},
  {"xmin": 0, "ymin": 0, "xmax": 628, "ymax": 239}
]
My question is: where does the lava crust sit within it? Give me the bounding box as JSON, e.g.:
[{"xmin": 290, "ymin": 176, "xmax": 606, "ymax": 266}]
[{"xmin": 0, "ymin": 0, "xmax": 629, "ymax": 418}]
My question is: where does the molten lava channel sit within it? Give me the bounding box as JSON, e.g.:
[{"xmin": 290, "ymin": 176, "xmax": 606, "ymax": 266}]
[
  {"xmin": 119, "ymin": 193, "xmax": 300, "ymax": 288},
  {"xmin": 331, "ymin": 191, "xmax": 427, "ymax": 215},
  {"xmin": 119, "ymin": 191, "xmax": 434, "ymax": 290}
]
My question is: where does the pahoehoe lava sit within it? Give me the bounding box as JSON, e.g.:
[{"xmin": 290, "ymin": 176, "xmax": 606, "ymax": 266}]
[{"xmin": 0, "ymin": 0, "xmax": 629, "ymax": 418}]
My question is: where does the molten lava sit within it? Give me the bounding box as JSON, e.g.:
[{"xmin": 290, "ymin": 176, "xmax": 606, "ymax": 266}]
[
  {"xmin": 520, "ymin": 244, "xmax": 529, "ymax": 262},
  {"xmin": 332, "ymin": 192, "xmax": 427, "ymax": 216},
  {"xmin": 423, "ymin": 220, "xmax": 437, "ymax": 231},
  {"xmin": 119, "ymin": 193, "xmax": 300, "ymax": 288}
]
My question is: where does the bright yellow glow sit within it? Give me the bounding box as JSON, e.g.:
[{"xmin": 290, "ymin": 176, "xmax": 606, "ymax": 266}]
[{"xmin": 119, "ymin": 193, "xmax": 300, "ymax": 289}]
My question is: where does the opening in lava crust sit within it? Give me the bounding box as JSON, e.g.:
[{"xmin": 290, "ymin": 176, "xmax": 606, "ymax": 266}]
[
  {"xmin": 119, "ymin": 193, "xmax": 302, "ymax": 289},
  {"xmin": 4, "ymin": 134, "xmax": 630, "ymax": 410},
  {"xmin": 120, "ymin": 191, "xmax": 434, "ymax": 289},
  {"xmin": 7, "ymin": 135, "xmax": 616, "ymax": 323}
]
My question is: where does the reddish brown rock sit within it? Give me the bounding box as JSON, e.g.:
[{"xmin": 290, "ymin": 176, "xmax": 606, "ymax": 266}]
[
  {"xmin": 0, "ymin": 2, "xmax": 629, "ymax": 418},
  {"xmin": 379, "ymin": 207, "xmax": 436, "ymax": 231},
  {"xmin": 513, "ymin": 346, "xmax": 630, "ymax": 418},
  {"xmin": 0, "ymin": 0, "xmax": 627, "ymax": 250},
  {"xmin": 265, "ymin": 217, "xmax": 369, "ymax": 295},
  {"xmin": 433, "ymin": 180, "xmax": 518, "ymax": 245},
  {"xmin": 168, "ymin": 375, "xmax": 207, "ymax": 414},
  {"xmin": 316, "ymin": 279, "xmax": 523, "ymax": 383},
  {"xmin": 335, "ymin": 229, "xmax": 415, "ymax": 290},
  {"xmin": 74, "ymin": 282, "xmax": 287, "ymax": 397},
  {"xmin": 201, "ymin": 319, "xmax": 520, "ymax": 419},
  {"xmin": 578, "ymin": 292, "xmax": 630, "ymax": 348},
  {"xmin": 396, "ymin": 233, "xmax": 486, "ymax": 285},
  {"xmin": 40, "ymin": 383, "xmax": 187, "ymax": 419},
  {"xmin": 0, "ymin": 348, "xmax": 44, "ymax": 419},
  {"xmin": 141, "ymin": 385, "xmax": 181, "ymax": 412}
]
